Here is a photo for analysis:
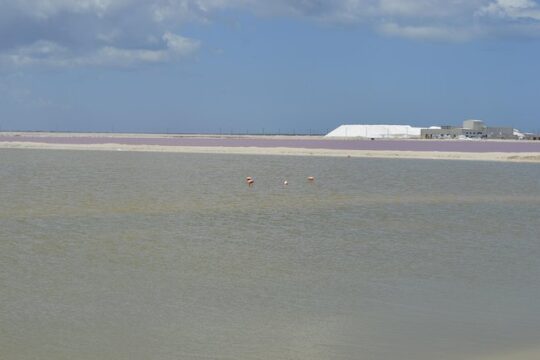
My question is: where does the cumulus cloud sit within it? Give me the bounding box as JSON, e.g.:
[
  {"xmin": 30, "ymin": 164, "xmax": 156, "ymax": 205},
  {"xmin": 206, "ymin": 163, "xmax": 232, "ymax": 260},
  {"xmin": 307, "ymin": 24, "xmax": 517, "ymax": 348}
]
[
  {"xmin": 1, "ymin": 0, "xmax": 540, "ymax": 68},
  {"xmin": 477, "ymin": 0, "xmax": 540, "ymax": 20},
  {"xmin": 10, "ymin": 0, "xmax": 125, "ymax": 18},
  {"xmin": 378, "ymin": 0, "xmax": 478, "ymax": 18},
  {"xmin": 0, "ymin": 0, "xmax": 207, "ymax": 68},
  {"xmin": 379, "ymin": 23, "xmax": 481, "ymax": 42},
  {"xmin": 266, "ymin": 0, "xmax": 540, "ymax": 40},
  {"xmin": 1, "ymin": 32, "xmax": 199, "ymax": 67}
]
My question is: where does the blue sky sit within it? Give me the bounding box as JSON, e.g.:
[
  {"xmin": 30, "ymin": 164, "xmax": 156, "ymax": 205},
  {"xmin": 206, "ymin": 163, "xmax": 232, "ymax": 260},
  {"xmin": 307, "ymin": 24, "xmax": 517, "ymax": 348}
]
[{"xmin": 1, "ymin": 0, "xmax": 540, "ymax": 133}]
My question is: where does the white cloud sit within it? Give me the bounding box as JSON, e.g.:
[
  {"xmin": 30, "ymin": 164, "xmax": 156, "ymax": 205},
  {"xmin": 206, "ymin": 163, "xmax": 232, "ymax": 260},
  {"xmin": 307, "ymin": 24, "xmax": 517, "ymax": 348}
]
[
  {"xmin": 252, "ymin": 0, "xmax": 540, "ymax": 39},
  {"xmin": 379, "ymin": 23, "xmax": 480, "ymax": 42},
  {"xmin": 150, "ymin": 0, "xmax": 253, "ymax": 22},
  {"xmin": 1, "ymin": 0, "xmax": 540, "ymax": 69},
  {"xmin": 477, "ymin": 0, "xmax": 540, "ymax": 20},
  {"xmin": 10, "ymin": 0, "xmax": 125, "ymax": 18},
  {"xmin": 1, "ymin": 32, "xmax": 199, "ymax": 67},
  {"xmin": 87, "ymin": 32, "xmax": 200, "ymax": 66},
  {"xmin": 379, "ymin": 0, "xmax": 466, "ymax": 17}
]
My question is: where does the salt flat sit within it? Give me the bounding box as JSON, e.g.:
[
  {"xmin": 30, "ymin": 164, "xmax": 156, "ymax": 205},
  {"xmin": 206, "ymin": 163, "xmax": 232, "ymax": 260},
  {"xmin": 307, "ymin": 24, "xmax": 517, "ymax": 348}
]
[{"xmin": 1, "ymin": 133, "xmax": 540, "ymax": 162}]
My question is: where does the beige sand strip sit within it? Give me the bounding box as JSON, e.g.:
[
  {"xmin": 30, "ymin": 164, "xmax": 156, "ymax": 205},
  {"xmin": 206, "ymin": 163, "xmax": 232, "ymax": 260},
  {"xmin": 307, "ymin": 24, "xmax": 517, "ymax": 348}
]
[{"xmin": 1, "ymin": 141, "xmax": 540, "ymax": 163}]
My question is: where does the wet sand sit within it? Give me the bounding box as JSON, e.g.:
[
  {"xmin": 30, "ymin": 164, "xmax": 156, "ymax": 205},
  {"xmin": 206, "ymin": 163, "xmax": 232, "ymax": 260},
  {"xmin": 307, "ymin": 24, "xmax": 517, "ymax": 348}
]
[{"xmin": 1, "ymin": 133, "xmax": 540, "ymax": 162}]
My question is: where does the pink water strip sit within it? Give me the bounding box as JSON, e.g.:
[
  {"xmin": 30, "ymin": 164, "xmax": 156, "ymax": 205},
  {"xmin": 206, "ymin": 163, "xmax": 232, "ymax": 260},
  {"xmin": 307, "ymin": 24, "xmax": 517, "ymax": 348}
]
[{"xmin": 2, "ymin": 135, "xmax": 540, "ymax": 153}]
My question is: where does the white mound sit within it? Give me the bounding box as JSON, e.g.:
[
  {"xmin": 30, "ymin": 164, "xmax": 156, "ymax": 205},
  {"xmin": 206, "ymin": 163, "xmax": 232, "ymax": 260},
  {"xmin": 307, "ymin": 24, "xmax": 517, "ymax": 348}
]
[{"xmin": 325, "ymin": 124, "xmax": 423, "ymax": 139}]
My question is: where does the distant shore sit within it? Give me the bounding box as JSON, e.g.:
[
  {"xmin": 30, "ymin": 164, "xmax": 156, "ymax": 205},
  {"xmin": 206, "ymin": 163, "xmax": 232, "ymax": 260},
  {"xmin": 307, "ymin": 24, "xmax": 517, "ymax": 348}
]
[{"xmin": 1, "ymin": 132, "xmax": 540, "ymax": 163}]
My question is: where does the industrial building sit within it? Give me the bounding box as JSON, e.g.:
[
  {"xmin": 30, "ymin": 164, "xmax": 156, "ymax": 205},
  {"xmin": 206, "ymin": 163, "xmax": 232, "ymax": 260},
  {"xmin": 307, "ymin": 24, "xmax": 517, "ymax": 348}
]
[
  {"xmin": 523, "ymin": 133, "xmax": 540, "ymax": 140},
  {"xmin": 325, "ymin": 120, "xmax": 529, "ymax": 140},
  {"xmin": 421, "ymin": 120, "xmax": 515, "ymax": 139}
]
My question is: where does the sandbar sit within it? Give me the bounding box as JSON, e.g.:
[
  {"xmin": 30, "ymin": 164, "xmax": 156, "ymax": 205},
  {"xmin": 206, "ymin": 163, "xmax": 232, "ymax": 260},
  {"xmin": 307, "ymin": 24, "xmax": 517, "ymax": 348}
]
[{"xmin": 1, "ymin": 133, "xmax": 540, "ymax": 163}]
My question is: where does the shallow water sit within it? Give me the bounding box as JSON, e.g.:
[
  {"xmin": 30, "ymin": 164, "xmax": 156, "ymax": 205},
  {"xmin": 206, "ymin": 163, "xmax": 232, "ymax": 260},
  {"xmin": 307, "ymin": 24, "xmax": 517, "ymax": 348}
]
[{"xmin": 1, "ymin": 149, "xmax": 539, "ymax": 360}]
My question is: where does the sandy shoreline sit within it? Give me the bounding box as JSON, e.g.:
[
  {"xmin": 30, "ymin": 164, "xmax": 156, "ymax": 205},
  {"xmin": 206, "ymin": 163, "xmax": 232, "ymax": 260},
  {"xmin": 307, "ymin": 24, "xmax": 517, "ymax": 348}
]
[
  {"xmin": 1, "ymin": 132, "xmax": 539, "ymax": 162},
  {"xmin": 2, "ymin": 140, "xmax": 540, "ymax": 163}
]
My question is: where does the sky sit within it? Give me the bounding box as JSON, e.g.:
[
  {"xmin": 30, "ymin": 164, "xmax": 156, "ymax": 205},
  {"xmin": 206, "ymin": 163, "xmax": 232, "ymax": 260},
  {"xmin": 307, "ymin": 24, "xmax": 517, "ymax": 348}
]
[{"xmin": 1, "ymin": 0, "xmax": 540, "ymax": 134}]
